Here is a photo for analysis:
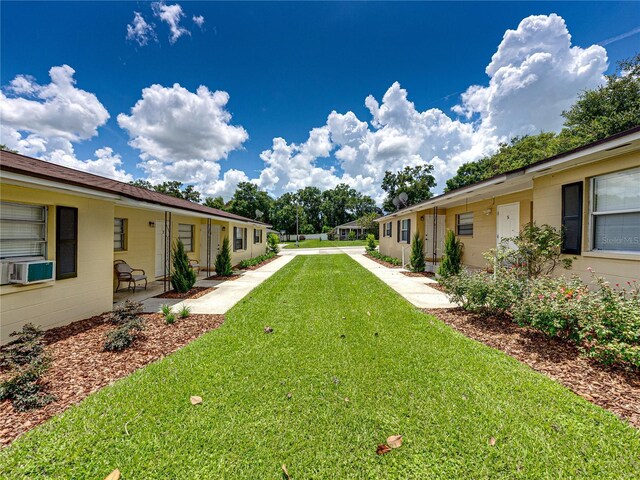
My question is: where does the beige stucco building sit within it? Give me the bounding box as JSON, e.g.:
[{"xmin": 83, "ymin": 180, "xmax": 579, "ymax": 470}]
[
  {"xmin": 0, "ymin": 151, "xmax": 269, "ymax": 344},
  {"xmin": 377, "ymin": 127, "xmax": 640, "ymax": 285}
]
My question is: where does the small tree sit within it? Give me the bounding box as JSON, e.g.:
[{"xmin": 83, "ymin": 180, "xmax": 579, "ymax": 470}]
[
  {"xmin": 365, "ymin": 234, "xmax": 376, "ymax": 253},
  {"xmin": 267, "ymin": 233, "xmax": 280, "ymax": 254},
  {"xmin": 348, "ymin": 230, "xmax": 357, "ymax": 241},
  {"xmin": 215, "ymin": 237, "xmax": 233, "ymax": 276},
  {"xmin": 409, "ymin": 232, "xmax": 426, "ymax": 272},
  {"xmin": 171, "ymin": 239, "xmax": 197, "ymax": 293},
  {"xmin": 438, "ymin": 230, "xmax": 463, "ymax": 278}
]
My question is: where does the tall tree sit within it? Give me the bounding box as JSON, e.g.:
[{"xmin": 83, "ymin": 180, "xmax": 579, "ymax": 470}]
[
  {"xmin": 129, "ymin": 180, "xmax": 202, "ymax": 203},
  {"xmin": 203, "ymin": 196, "xmax": 228, "ymax": 210},
  {"xmin": 228, "ymin": 182, "xmax": 273, "ymax": 222},
  {"xmin": 296, "ymin": 186, "xmax": 323, "ymax": 232},
  {"xmin": 0, "ymin": 145, "xmax": 18, "ymax": 153},
  {"xmin": 270, "ymin": 192, "xmax": 304, "ymax": 236},
  {"xmin": 381, "ymin": 165, "xmax": 436, "ymax": 212}
]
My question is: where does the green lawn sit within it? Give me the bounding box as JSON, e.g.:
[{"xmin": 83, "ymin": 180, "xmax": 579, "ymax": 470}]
[
  {"xmin": 283, "ymin": 239, "xmax": 372, "ymax": 248},
  {"xmin": 1, "ymin": 255, "xmax": 638, "ymax": 479}
]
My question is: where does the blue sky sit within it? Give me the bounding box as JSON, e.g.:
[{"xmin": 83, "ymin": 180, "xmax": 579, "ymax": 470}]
[{"xmin": 1, "ymin": 1, "xmax": 639, "ymax": 200}]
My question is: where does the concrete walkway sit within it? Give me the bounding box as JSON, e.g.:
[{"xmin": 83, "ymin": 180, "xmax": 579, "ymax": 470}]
[
  {"xmin": 348, "ymin": 254, "xmax": 455, "ymax": 309},
  {"xmin": 142, "ymin": 255, "xmax": 295, "ymax": 314},
  {"xmin": 280, "ymin": 245, "xmax": 366, "ymax": 256}
]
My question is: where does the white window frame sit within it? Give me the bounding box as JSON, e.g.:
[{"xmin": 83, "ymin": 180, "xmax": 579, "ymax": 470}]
[
  {"xmin": 233, "ymin": 226, "xmax": 247, "ymax": 251},
  {"xmin": 589, "ymin": 167, "xmax": 640, "ymax": 253},
  {"xmin": 385, "ymin": 222, "xmax": 392, "ymax": 237},
  {"xmin": 457, "ymin": 212, "xmax": 474, "ymax": 236},
  {"xmin": 254, "ymin": 228, "xmax": 263, "ymax": 244},
  {"xmin": 178, "ymin": 223, "xmax": 195, "ymax": 252},
  {"xmin": 400, "ymin": 219, "xmax": 410, "ymax": 243},
  {"xmin": 0, "ymin": 201, "xmax": 48, "ymax": 260},
  {"xmin": 114, "ymin": 218, "xmax": 127, "ymax": 251}
]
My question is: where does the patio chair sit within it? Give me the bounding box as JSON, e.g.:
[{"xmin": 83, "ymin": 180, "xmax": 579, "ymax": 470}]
[
  {"xmin": 114, "ymin": 260, "xmax": 147, "ymax": 293},
  {"xmin": 189, "ymin": 259, "xmax": 201, "ymax": 274}
]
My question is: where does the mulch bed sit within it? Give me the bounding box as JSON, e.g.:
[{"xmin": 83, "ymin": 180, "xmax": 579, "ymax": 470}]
[
  {"xmin": 0, "ymin": 312, "xmax": 224, "ymax": 446},
  {"xmin": 401, "ymin": 271, "xmax": 436, "ymax": 278},
  {"xmin": 425, "ymin": 307, "xmax": 640, "ymax": 428},
  {"xmin": 364, "ymin": 254, "xmax": 402, "ymax": 269},
  {"xmin": 238, "ymin": 255, "xmax": 280, "ymax": 271},
  {"xmin": 426, "ymin": 282, "xmax": 447, "ymax": 293},
  {"xmin": 205, "ymin": 274, "xmax": 242, "ymax": 281},
  {"xmin": 153, "ymin": 286, "xmax": 216, "ymax": 299}
]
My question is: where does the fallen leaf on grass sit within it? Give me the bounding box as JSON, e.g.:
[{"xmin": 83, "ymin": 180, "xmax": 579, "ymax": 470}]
[
  {"xmin": 287, "ymin": 392, "xmax": 293, "ymax": 399},
  {"xmin": 376, "ymin": 444, "xmax": 392, "ymax": 455},
  {"xmin": 367, "ymin": 311, "xmax": 371, "ymax": 317},
  {"xmin": 190, "ymin": 396, "xmax": 203, "ymax": 405},
  {"xmin": 489, "ymin": 437, "xmax": 496, "ymax": 446},
  {"xmin": 387, "ymin": 435, "xmax": 403, "ymax": 448},
  {"xmin": 282, "ymin": 463, "xmax": 291, "ymax": 479},
  {"xmin": 344, "ymin": 397, "xmax": 350, "ymax": 403},
  {"xmin": 104, "ymin": 469, "xmax": 120, "ymax": 480},
  {"xmin": 264, "ymin": 326, "xmax": 274, "ymax": 334}
]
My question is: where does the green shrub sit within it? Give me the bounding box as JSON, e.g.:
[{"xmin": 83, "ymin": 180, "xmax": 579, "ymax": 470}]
[
  {"xmin": 108, "ymin": 300, "xmax": 143, "ymax": 325},
  {"xmin": 267, "ymin": 233, "xmax": 280, "ymax": 254},
  {"xmin": 239, "ymin": 252, "xmax": 276, "ymax": 269},
  {"xmin": 438, "ymin": 230, "xmax": 463, "ymax": 278},
  {"xmin": 104, "ymin": 318, "xmax": 145, "ymax": 352},
  {"xmin": 365, "ymin": 234, "xmax": 376, "ymax": 253},
  {"xmin": 0, "ymin": 323, "xmax": 45, "ymax": 369},
  {"xmin": 409, "ymin": 232, "xmax": 425, "ymax": 272},
  {"xmin": 179, "ymin": 305, "xmax": 191, "ymax": 319},
  {"xmin": 161, "ymin": 304, "xmax": 172, "ymax": 317},
  {"xmin": 367, "ymin": 250, "xmax": 402, "ymax": 266},
  {"xmin": 165, "ymin": 313, "xmax": 176, "ymax": 325},
  {"xmin": 215, "ymin": 237, "xmax": 233, "ymax": 276},
  {"xmin": 0, "ymin": 364, "xmax": 54, "ymax": 411},
  {"xmin": 347, "ymin": 231, "xmax": 356, "ymax": 241},
  {"xmin": 171, "ymin": 239, "xmax": 197, "ymax": 293}
]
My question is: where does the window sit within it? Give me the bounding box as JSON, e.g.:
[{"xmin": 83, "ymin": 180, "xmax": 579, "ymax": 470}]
[
  {"xmin": 0, "ymin": 202, "xmax": 47, "ymax": 259},
  {"xmin": 400, "ymin": 219, "xmax": 411, "ymax": 243},
  {"xmin": 561, "ymin": 182, "xmax": 583, "ymax": 254},
  {"xmin": 384, "ymin": 222, "xmax": 392, "ymax": 237},
  {"xmin": 233, "ymin": 226, "xmax": 247, "ymax": 251},
  {"xmin": 178, "ymin": 224, "xmax": 194, "ymax": 252},
  {"xmin": 591, "ymin": 168, "xmax": 640, "ymax": 252},
  {"xmin": 114, "ymin": 218, "xmax": 127, "ymax": 251},
  {"xmin": 254, "ymin": 228, "xmax": 263, "ymax": 244},
  {"xmin": 457, "ymin": 212, "xmax": 474, "ymax": 236},
  {"xmin": 56, "ymin": 206, "xmax": 77, "ymax": 280}
]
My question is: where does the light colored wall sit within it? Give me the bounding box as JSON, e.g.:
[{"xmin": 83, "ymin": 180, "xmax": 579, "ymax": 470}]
[
  {"xmin": 1, "ymin": 184, "xmax": 114, "ymax": 344},
  {"xmin": 445, "ymin": 190, "xmax": 533, "ymax": 269},
  {"xmin": 533, "ymin": 151, "xmax": 640, "ymax": 285},
  {"xmin": 378, "ymin": 211, "xmax": 421, "ymax": 262},
  {"xmin": 227, "ymin": 222, "xmax": 267, "ymax": 265}
]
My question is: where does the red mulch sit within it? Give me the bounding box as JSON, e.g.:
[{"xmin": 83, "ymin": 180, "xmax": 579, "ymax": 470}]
[
  {"xmin": 425, "ymin": 307, "xmax": 640, "ymax": 428},
  {"xmin": 238, "ymin": 255, "xmax": 279, "ymax": 271},
  {"xmin": 205, "ymin": 274, "xmax": 242, "ymax": 281},
  {"xmin": 401, "ymin": 271, "xmax": 436, "ymax": 278},
  {"xmin": 154, "ymin": 286, "xmax": 216, "ymax": 299},
  {"xmin": 365, "ymin": 254, "xmax": 401, "ymax": 269},
  {"xmin": 426, "ymin": 282, "xmax": 447, "ymax": 293},
  {"xmin": 0, "ymin": 312, "xmax": 224, "ymax": 446}
]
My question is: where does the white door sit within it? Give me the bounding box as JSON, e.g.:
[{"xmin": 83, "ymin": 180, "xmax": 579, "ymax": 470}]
[
  {"xmin": 155, "ymin": 219, "xmax": 167, "ymax": 277},
  {"xmin": 200, "ymin": 224, "xmax": 221, "ymax": 268},
  {"xmin": 497, "ymin": 203, "xmax": 520, "ymax": 249},
  {"xmin": 424, "ymin": 215, "xmax": 446, "ymax": 259}
]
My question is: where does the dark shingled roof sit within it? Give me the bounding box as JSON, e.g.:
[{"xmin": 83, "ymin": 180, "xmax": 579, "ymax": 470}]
[{"xmin": 0, "ymin": 150, "xmax": 269, "ymax": 226}]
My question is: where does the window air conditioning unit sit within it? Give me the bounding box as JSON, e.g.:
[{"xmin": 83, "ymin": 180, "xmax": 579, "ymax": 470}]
[{"xmin": 9, "ymin": 261, "xmax": 55, "ymax": 285}]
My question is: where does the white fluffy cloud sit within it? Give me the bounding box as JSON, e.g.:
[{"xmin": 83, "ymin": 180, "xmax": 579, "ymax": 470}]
[
  {"xmin": 0, "ymin": 65, "xmax": 130, "ymax": 182},
  {"xmin": 250, "ymin": 14, "xmax": 607, "ymax": 201},
  {"xmin": 152, "ymin": 2, "xmax": 190, "ymax": 44},
  {"xmin": 118, "ymin": 83, "xmax": 249, "ymax": 194},
  {"xmin": 193, "ymin": 15, "xmax": 205, "ymax": 28},
  {"xmin": 126, "ymin": 12, "xmax": 156, "ymax": 46}
]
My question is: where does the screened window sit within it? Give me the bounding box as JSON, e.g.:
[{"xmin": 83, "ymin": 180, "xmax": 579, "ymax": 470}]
[
  {"xmin": 400, "ymin": 219, "xmax": 410, "ymax": 243},
  {"xmin": 0, "ymin": 202, "xmax": 47, "ymax": 259},
  {"xmin": 384, "ymin": 222, "xmax": 392, "ymax": 237},
  {"xmin": 178, "ymin": 224, "xmax": 194, "ymax": 252},
  {"xmin": 233, "ymin": 227, "xmax": 247, "ymax": 251},
  {"xmin": 457, "ymin": 212, "xmax": 474, "ymax": 236},
  {"xmin": 254, "ymin": 228, "xmax": 263, "ymax": 244},
  {"xmin": 561, "ymin": 182, "xmax": 583, "ymax": 254},
  {"xmin": 114, "ymin": 218, "xmax": 127, "ymax": 251},
  {"xmin": 56, "ymin": 206, "xmax": 77, "ymax": 280},
  {"xmin": 591, "ymin": 168, "xmax": 640, "ymax": 252}
]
